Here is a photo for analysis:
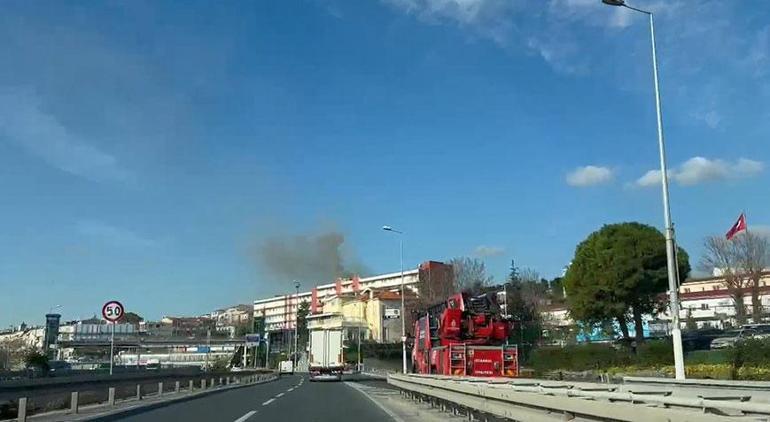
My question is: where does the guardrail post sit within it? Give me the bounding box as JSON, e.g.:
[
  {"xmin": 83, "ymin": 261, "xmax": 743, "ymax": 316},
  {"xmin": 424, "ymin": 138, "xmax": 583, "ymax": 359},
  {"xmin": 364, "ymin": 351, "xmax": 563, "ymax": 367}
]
[
  {"xmin": 219, "ymin": 377, "xmax": 223, "ymax": 385},
  {"xmin": 158, "ymin": 381, "xmax": 163, "ymax": 396},
  {"xmin": 189, "ymin": 380, "xmax": 194, "ymax": 391},
  {"xmin": 136, "ymin": 384, "xmax": 142, "ymax": 400},
  {"xmin": 108, "ymin": 387, "xmax": 116, "ymax": 406},
  {"xmin": 175, "ymin": 381, "xmax": 180, "ymax": 393},
  {"xmin": 70, "ymin": 391, "xmax": 79, "ymax": 414},
  {"xmin": 210, "ymin": 377, "xmax": 214, "ymax": 387},
  {"xmin": 226, "ymin": 377, "xmax": 230, "ymax": 385},
  {"xmin": 201, "ymin": 379, "xmax": 207, "ymax": 389},
  {"xmin": 17, "ymin": 397, "xmax": 27, "ymax": 422}
]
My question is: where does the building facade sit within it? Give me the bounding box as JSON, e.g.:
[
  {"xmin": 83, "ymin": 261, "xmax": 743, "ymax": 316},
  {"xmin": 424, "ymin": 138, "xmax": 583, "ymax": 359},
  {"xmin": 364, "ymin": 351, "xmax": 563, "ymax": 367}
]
[
  {"xmin": 253, "ymin": 261, "xmax": 452, "ymax": 334},
  {"xmin": 540, "ymin": 271, "xmax": 770, "ymax": 341}
]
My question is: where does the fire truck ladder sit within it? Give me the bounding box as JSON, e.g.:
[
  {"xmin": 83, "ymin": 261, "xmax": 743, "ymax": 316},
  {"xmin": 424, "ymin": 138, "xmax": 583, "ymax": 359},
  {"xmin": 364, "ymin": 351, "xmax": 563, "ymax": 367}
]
[{"xmin": 449, "ymin": 344, "xmax": 467, "ymax": 376}]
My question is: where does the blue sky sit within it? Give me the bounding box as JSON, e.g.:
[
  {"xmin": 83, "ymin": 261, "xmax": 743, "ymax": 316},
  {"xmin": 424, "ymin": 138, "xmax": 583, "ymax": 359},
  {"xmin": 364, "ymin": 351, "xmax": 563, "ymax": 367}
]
[{"xmin": 1, "ymin": 0, "xmax": 768, "ymax": 327}]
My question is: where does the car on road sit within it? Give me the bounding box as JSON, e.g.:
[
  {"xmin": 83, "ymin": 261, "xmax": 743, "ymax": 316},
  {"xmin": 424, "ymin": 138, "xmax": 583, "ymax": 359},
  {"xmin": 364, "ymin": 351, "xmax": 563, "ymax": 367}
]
[
  {"xmin": 710, "ymin": 330, "xmax": 742, "ymax": 349},
  {"xmin": 711, "ymin": 325, "xmax": 770, "ymax": 349}
]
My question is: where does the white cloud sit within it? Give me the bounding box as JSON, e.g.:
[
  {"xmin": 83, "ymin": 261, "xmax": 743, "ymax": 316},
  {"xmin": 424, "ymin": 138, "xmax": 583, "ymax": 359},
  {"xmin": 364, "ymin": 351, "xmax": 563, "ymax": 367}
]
[
  {"xmin": 691, "ymin": 109, "xmax": 722, "ymax": 129},
  {"xmin": 0, "ymin": 87, "xmax": 131, "ymax": 183},
  {"xmin": 735, "ymin": 158, "xmax": 764, "ymax": 175},
  {"xmin": 474, "ymin": 245, "xmax": 505, "ymax": 257},
  {"xmin": 634, "ymin": 157, "xmax": 764, "ymax": 188},
  {"xmin": 381, "ymin": 0, "xmax": 515, "ymax": 45},
  {"xmin": 635, "ymin": 169, "xmax": 663, "ymax": 188},
  {"xmin": 566, "ymin": 165, "xmax": 614, "ymax": 187},
  {"xmin": 77, "ymin": 221, "xmax": 159, "ymax": 249},
  {"xmin": 675, "ymin": 156, "xmax": 729, "ymax": 185}
]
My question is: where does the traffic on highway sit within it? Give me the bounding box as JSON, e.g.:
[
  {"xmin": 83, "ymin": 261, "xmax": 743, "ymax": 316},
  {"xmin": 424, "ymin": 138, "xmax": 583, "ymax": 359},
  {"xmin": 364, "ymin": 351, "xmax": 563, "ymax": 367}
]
[{"xmin": 2, "ymin": 0, "xmax": 769, "ymax": 421}]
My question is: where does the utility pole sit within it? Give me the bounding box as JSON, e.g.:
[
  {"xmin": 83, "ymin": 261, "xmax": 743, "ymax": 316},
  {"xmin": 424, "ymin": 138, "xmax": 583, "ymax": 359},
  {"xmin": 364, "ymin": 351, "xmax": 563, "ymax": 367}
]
[
  {"xmin": 601, "ymin": 0, "xmax": 685, "ymax": 379},
  {"xmin": 293, "ymin": 281, "xmax": 300, "ymax": 371},
  {"xmin": 205, "ymin": 329, "xmax": 210, "ymax": 371}
]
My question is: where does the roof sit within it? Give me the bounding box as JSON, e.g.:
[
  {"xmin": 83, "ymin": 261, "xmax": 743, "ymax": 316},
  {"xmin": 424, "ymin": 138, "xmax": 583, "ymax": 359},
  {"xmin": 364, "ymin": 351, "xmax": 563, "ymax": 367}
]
[{"xmin": 683, "ymin": 270, "xmax": 770, "ymax": 285}]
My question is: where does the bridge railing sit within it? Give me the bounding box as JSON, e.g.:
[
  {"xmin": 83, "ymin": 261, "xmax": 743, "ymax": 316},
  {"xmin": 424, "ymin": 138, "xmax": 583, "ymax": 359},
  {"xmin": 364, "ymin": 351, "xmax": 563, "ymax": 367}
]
[{"xmin": 1, "ymin": 369, "xmax": 275, "ymax": 421}]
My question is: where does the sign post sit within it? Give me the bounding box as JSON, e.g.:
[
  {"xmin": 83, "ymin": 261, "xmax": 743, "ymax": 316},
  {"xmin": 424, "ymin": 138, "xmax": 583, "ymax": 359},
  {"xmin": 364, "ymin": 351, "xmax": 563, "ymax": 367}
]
[{"xmin": 102, "ymin": 301, "xmax": 124, "ymax": 376}]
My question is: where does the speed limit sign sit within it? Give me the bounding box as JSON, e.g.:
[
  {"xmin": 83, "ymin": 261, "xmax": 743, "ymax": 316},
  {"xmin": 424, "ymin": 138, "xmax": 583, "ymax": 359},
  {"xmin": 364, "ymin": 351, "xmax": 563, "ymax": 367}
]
[{"xmin": 102, "ymin": 301, "xmax": 125, "ymax": 322}]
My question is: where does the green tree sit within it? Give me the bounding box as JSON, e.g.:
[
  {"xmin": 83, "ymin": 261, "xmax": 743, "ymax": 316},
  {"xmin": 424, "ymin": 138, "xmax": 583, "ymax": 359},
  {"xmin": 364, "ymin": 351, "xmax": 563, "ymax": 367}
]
[
  {"xmin": 685, "ymin": 309, "xmax": 697, "ymax": 331},
  {"xmin": 23, "ymin": 349, "xmax": 49, "ymax": 372},
  {"xmin": 296, "ymin": 300, "xmax": 310, "ymax": 349},
  {"xmin": 499, "ymin": 266, "xmax": 545, "ymax": 359},
  {"xmin": 564, "ymin": 222, "xmax": 690, "ymax": 343}
]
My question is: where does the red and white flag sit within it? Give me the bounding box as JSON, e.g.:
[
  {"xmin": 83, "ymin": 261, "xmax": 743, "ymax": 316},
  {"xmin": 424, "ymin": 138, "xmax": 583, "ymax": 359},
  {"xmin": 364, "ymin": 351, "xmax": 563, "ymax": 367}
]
[{"xmin": 726, "ymin": 213, "xmax": 747, "ymax": 240}]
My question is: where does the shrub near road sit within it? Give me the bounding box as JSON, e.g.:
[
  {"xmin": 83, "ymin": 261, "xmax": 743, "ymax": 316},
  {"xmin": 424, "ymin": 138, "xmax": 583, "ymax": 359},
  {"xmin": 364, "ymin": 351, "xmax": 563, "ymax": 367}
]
[{"xmin": 528, "ymin": 338, "xmax": 770, "ymax": 381}]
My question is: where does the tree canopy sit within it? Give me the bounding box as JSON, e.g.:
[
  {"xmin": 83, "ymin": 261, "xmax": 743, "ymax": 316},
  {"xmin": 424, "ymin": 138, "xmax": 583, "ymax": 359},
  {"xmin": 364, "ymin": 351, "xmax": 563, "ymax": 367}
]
[
  {"xmin": 450, "ymin": 257, "xmax": 493, "ymax": 294},
  {"xmin": 564, "ymin": 222, "xmax": 690, "ymax": 342}
]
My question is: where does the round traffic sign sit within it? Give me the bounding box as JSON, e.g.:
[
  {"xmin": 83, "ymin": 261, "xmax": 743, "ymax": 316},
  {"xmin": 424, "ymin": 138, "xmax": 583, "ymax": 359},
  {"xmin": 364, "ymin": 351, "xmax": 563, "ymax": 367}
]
[{"xmin": 102, "ymin": 300, "xmax": 125, "ymax": 322}]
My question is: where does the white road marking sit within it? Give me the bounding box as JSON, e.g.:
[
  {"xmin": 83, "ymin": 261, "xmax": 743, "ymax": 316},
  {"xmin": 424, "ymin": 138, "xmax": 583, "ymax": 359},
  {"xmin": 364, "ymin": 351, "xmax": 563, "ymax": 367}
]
[
  {"xmin": 262, "ymin": 398, "xmax": 275, "ymax": 406},
  {"xmin": 287, "ymin": 387, "xmax": 295, "ymax": 392},
  {"xmin": 233, "ymin": 410, "xmax": 257, "ymax": 422},
  {"xmin": 275, "ymin": 392, "xmax": 285, "ymax": 398}
]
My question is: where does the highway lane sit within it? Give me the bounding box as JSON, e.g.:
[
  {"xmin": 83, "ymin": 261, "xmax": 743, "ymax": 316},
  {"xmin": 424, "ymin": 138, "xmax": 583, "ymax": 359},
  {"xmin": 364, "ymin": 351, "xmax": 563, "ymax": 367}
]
[{"xmin": 106, "ymin": 374, "xmax": 394, "ymax": 422}]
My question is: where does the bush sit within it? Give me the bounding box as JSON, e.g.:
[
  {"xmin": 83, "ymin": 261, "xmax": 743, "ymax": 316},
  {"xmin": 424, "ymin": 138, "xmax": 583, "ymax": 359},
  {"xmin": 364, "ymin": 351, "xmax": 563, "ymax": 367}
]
[
  {"xmin": 527, "ymin": 344, "xmax": 632, "ymax": 373},
  {"xmin": 528, "ymin": 339, "xmax": 703, "ymax": 373},
  {"xmin": 633, "ymin": 340, "xmax": 673, "ymax": 367},
  {"xmin": 728, "ymin": 338, "xmax": 770, "ymax": 368},
  {"xmin": 737, "ymin": 366, "xmax": 770, "ymax": 380},
  {"xmin": 686, "ymin": 350, "xmax": 730, "ymax": 365}
]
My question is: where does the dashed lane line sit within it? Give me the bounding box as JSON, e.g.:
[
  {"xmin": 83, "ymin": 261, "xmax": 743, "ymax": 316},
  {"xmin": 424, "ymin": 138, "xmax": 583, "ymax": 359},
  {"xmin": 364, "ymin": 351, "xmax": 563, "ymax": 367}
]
[
  {"xmin": 233, "ymin": 410, "xmax": 257, "ymax": 422},
  {"xmin": 276, "ymin": 392, "xmax": 285, "ymax": 398},
  {"xmin": 262, "ymin": 398, "xmax": 275, "ymax": 406}
]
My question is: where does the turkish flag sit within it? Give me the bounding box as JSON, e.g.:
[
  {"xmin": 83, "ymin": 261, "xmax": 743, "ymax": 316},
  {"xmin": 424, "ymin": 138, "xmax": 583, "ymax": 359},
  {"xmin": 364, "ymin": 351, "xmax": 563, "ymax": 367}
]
[{"xmin": 726, "ymin": 213, "xmax": 747, "ymax": 240}]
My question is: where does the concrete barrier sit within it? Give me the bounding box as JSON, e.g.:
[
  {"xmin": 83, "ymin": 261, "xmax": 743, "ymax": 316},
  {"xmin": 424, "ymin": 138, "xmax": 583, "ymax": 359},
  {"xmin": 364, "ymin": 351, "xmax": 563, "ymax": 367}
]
[
  {"xmin": 70, "ymin": 391, "xmax": 79, "ymax": 414},
  {"xmin": 8, "ymin": 371, "xmax": 278, "ymax": 421}
]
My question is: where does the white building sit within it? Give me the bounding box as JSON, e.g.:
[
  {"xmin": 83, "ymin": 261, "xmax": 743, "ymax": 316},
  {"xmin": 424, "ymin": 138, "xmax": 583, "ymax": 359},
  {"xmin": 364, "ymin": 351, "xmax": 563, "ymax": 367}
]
[
  {"xmin": 253, "ymin": 261, "xmax": 452, "ymax": 333},
  {"xmin": 661, "ymin": 271, "xmax": 770, "ymax": 329},
  {"xmin": 540, "ymin": 271, "xmax": 770, "ymax": 335}
]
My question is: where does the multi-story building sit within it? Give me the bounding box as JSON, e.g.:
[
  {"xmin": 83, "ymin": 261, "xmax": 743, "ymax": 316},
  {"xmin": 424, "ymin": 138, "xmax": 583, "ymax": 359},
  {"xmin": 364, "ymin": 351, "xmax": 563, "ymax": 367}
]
[
  {"xmin": 253, "ymin": 260, "xmax": 452, "ymax": 335},
  {"xmin": 662, "ymin": 270, "xmax": 770, "ymax": 329},
  {"xmin": 160, "ymin": 316, "xmax": 215, "ymax": 337},
  {"xmin": 540, "ymin": 271, "xmax": 770, "ymax": 340}
]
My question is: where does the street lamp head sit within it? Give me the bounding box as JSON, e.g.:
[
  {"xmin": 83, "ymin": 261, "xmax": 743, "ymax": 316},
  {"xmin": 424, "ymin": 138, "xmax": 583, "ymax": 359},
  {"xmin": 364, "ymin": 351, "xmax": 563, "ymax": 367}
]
[
  {"xmin": 382, "ymin": 225, "xmax": 393, "ymax": 231},
  {"xmin": 293, "ymin": 280, "xmax": 300, "ymax": 289},
  {"xmin": 602, "ymin": 0, "xmax": 625, "ymax": 5}
]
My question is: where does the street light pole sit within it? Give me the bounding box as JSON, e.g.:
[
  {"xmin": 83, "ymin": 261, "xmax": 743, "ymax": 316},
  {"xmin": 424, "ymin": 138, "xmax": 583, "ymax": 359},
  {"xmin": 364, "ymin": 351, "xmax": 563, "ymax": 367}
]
[
  {"xmin": 602, "ymin": 0, "xmax": 685, "ymax": 380},
  {"xmin": 293, "ymin": 281, "xmax": 300, "ymax": 371},
  {"xmin": 383, "ymin": 225, "xmax": 407, "ymax": 374}
]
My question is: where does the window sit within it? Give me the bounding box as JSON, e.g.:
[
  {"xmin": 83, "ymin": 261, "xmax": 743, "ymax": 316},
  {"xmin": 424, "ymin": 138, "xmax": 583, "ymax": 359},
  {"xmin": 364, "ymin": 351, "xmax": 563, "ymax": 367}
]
[
  {"xmin": 713, "ymin": 286, "xmax": 720, "ymax": 291},
  {"xmin": 700, "ymin": 303, "xmax": 709, "ymax": 310},
  {"xmin": 684, "ymin": 288, "xmax": 691, "ymax": 293}
]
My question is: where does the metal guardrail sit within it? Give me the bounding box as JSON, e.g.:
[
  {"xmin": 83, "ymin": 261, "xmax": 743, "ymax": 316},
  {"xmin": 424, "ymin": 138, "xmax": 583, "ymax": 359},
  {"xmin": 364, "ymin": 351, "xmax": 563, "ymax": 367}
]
[
  {"xmin": 2, "ymin": 371, "xmax": 276, "ymax": 421},
  {"xmin": 623, "ymin": 376, "xmax": 770, "ymax": 390},
  {"xmin": 388, "ymin": 374, "xmax": 770, "ymax": 421}
]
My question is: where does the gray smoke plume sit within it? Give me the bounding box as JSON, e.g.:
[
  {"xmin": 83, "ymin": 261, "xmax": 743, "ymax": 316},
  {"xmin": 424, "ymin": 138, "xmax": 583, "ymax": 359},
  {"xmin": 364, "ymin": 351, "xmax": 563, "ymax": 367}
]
[{"xmin": 259, "ymin": 231, "xmax": 367, "ymax": 284}]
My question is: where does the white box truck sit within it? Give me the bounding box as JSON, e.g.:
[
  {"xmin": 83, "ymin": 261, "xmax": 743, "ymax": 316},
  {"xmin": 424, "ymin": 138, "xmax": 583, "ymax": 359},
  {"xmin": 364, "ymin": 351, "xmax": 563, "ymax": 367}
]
[
  {"xmin": 279, "ymin": 360, "xmax": 294, "ymax": 375},
  {"xmin": 308, "ymin": 328, "xmax": 344, "ymax": 381}
]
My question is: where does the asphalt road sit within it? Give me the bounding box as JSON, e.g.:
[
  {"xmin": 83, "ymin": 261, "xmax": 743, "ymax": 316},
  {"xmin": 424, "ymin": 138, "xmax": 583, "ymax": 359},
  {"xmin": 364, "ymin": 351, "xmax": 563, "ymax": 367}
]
[{"xmin": 105, "ymin": 374, "xmax": 394, "ymax": 422}]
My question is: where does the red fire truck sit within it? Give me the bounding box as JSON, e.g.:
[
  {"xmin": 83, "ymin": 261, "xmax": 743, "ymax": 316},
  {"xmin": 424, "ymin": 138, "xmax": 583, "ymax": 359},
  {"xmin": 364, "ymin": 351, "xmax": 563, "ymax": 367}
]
[{"xmin": 411, "ymin": 292, "xmax": 518, "ymax": 377}]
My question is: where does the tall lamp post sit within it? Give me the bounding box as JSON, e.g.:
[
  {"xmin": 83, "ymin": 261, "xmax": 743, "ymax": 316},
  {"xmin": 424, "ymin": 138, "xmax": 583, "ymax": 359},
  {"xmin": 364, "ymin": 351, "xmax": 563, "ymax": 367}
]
[
  {"xmin": 602, "ymin": 0, "xmax": 685, "ymax": 380},
  {"xmin": 293, "ymin": 280, "xmax": 301, "ymax": 371},
  {"xmin": 382, "ymin": 225, "xmax": 407, "ymax": 374}
]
